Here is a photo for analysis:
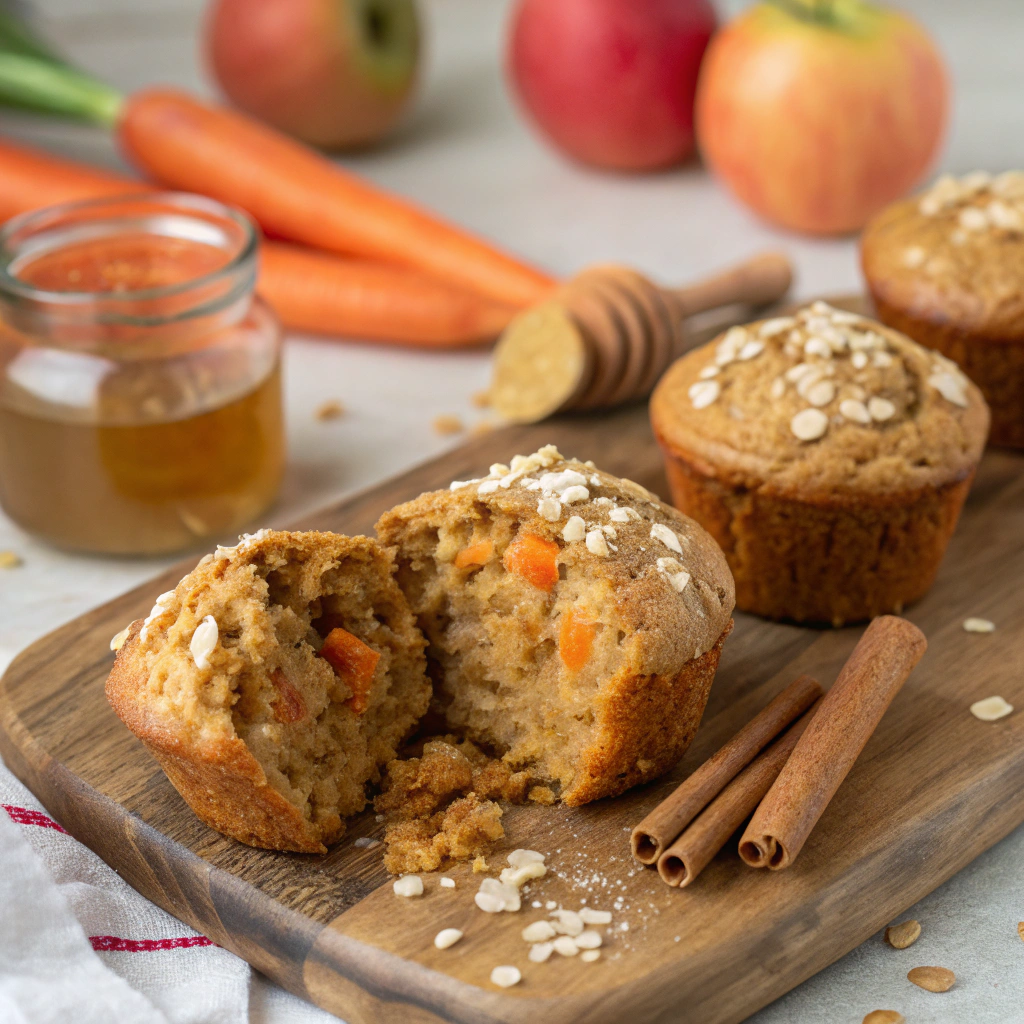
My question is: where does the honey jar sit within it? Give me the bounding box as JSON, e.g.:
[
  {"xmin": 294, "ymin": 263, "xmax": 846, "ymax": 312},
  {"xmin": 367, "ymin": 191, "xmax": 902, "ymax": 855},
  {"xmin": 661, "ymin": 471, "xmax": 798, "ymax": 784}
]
[{"xmin": 0, "ymin": 193, "xmax": 284, "ymax": 554}]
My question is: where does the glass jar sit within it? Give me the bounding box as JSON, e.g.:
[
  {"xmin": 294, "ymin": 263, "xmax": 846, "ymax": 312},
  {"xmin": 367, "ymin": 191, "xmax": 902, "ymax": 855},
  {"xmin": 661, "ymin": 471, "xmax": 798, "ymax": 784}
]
[{"xmin": 0, "ymin": 193, "xmax": 284, "ymax": 555}]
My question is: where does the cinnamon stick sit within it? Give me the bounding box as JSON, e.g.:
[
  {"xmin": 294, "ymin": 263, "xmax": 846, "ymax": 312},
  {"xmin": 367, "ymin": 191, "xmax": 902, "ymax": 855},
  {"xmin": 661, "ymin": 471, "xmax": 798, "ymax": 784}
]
[
  {"xmin": 657, "ymin": 700, "xmax": 821, "ymax": 887},
  {"xmin": 631, "ymin": 673, "xmax": 823, "ymax": 865},
  {"xmin": 739, "ymin": 616, "xmax": 927, "ymax": 871}
]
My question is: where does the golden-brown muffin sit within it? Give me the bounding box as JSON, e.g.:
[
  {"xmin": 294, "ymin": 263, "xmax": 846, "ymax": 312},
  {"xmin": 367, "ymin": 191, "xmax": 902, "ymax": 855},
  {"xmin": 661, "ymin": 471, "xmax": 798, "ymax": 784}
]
[
  {"xmin": 106, "ymin": 529, "xmax": 430, "ymax": 853},
  {"xmin": 861, "ymin": 170, "xmax": 1024, "ymax": 448},
  {"xmin": 651, "ymin": 303, "xmax": 989, "ymax": 625},
  {"xmin": 375, "ymin": 445, "xmax": 735, "ymax": 806}
]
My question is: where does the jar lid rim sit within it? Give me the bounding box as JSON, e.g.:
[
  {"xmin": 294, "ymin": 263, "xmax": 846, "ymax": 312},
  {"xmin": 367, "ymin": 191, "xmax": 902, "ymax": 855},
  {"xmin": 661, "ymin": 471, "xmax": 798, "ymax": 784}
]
[{"xmin": 0, "ymin": 191, "xmax": 259, "ymax": 313}]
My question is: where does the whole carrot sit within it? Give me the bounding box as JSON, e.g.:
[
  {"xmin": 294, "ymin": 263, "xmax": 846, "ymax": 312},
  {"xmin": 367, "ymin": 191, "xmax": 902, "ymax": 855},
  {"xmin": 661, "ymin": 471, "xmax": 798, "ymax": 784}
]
[
  {"xmin": 0, "ymin": 137, "xmax": 146, "ymax": 222},
  {"xmin": 116, "ymin": 88, "xmax": 557, "ymax": 309},
  {"xmin": 260, "ymin": 243, "xmax": 515, "ymax": 347},
  {"xmin": 0, "ymin": 139, "xmax": 514, "ymax": 347}
]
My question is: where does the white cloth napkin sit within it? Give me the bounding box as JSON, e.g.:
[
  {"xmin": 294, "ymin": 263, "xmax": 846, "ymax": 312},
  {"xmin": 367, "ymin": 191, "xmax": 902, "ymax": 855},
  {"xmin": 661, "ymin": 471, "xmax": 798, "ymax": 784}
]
[{"xmin": 0, "ymin": 760, "xmax": 338, "ymax": 1024}]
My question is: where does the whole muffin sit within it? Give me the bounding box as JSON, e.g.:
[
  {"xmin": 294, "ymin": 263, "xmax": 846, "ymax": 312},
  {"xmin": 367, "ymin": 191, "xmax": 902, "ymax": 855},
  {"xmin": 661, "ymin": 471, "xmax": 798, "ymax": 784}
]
[
  {"xmin": 106, "ymin": 529, "xmax": 430, "ymax": 853},
  {"xmin": 861, "ymin": 170, "xmax": 1024, "ymax": 448},
  {"xmin": 376, "ymin": 445, "xmax": 735, "ymax": 806},
  {"xmin": 650, "ymin": 303, "xmax": 989, "ymax": 625}
]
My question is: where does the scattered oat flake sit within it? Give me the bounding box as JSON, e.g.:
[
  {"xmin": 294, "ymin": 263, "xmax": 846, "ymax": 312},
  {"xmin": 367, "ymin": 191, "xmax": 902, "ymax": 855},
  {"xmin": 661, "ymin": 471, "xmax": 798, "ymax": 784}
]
[
  {"xmin": 315, "ymin": 399, "xmax": 345, "ymax": 421},
  {"xmin": 440, "ymin": 877, "xmax": 455, "ymax": 888},
  {"xmin": 434, "ymin": 928, "xmax": 463, "ymax": 949},
  {"xmin": 553, "ymin": 936, "xmax": 579, "ymax": 957},
  {"xmin": 432, "ymin": 414, "xmax": 464, "ymax": 436},
  {"xmin": 490, "ymin": 965, "xmax": 521, "ymax": 988},
  {"xmin": 0, "ymin": 550, "xmax": 22, "ymax": 569},
  {"xmin": 529, "ymin": 941, "xmax": 554, "ymax": 963},
  {"xmin": 522, "ymin": 920, "xmax": 556, "ymax": 943},
  {"xmin": 393, "ymin": 875, "xmax": 423, "ymax": 897},
  {"xmin": 580, "ymin": 950, "xmax": 601, "ymax": 963},
  {"xmin": 353, "ymin": 836, "xmax": 379, "ymax": 849},
  {"xmin": 970, "ymin": 696, "xmax": 1013, "ymax": 721},
  {"xmin": 907, "ymin": 966, "xmax": 955, "ymax": 992},
  {"xmin": 884, "ymin": 920, "xmax": 921, "ymax": 949},
  {"xmin": 109, "ymin": 627, "xmax": 130, "ymax": 652},
  {"xmin": 862, "ymin": 1013, "xmax": 904, "ymax": 1024},
  {"xmin": 963, "ymin": 617, "xmax": 995, "ymax": 633}
]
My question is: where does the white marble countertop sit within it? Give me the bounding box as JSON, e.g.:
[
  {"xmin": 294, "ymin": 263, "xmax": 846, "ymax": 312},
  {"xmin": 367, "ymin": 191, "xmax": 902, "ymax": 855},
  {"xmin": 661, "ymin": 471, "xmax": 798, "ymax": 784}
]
[{"xmin": 1, "ymin": 1, "xmax": 1022, "ymax": 1021}]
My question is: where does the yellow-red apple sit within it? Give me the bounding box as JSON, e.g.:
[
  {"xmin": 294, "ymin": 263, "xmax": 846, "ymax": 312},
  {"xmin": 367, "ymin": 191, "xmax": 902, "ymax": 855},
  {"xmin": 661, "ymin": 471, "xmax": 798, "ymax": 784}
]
[
  {"xmin": 205, "ymin": 0, "xmax": 419, "ymax": 150},
  {"xmin": 507, "ymin": 0, "xmax": 716, "ymax": 173},
  {"xmin": 695, "ymin": 0, "xmax": 948, "ymax": 234}
]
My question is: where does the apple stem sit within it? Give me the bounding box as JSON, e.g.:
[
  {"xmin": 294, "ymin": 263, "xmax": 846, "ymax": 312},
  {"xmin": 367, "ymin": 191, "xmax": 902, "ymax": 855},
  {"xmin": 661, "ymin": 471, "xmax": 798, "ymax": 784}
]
[{"xmin": 773, "ymin": 0, "xmax": 838, "ymax": 27}]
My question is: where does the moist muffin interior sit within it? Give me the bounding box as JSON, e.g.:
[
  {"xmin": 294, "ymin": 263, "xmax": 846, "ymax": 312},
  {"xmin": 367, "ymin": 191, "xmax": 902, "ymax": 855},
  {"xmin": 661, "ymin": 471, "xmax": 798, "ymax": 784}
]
[{"xmin": 391, "ymin": 511, "xmax": 628, "ymax": 790}]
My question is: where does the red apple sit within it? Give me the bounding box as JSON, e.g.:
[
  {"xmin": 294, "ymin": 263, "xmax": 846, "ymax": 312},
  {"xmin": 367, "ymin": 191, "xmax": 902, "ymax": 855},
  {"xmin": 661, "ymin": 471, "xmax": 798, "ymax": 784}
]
[
  {"xmin": 205, "ymin": 0, "xmax": 420, "ymax": 150},
  {"xmin": 507, "ymin": 0, "xmax": 716, "ymax": 173},
  {"xmin": 695, "ymin": 0, "xmax": 948, "ymax": 235}
]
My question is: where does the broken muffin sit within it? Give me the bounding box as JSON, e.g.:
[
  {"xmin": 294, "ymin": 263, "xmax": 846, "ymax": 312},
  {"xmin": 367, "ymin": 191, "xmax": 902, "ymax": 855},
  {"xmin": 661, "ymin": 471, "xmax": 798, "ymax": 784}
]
[
  {"xmin": 375, "ymin": 445, "xmax": 736, "ymax": 806},
  {"xmin": 106, "ymin": 529, "xmax": 430, "ymax": 853}
]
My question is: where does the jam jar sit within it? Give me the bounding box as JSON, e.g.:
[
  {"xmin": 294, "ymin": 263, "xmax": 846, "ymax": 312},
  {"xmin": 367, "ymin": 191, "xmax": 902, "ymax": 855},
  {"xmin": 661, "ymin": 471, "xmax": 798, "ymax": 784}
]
[{"xmin": 0, "ymin": 192, "xmax": 284, "ymax": 554}]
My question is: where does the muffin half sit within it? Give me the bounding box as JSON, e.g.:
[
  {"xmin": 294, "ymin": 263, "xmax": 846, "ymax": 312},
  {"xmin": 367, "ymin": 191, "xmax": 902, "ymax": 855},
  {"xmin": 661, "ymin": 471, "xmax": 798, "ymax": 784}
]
[
  {"xmin": 861, "ymin": 170, "xmax": 1024, "ymax": 448},
  {"xmin": 651, "ymin": 303, "xmax": 989, "ymax": 625},
  {"xmin": 376, "ymin": 445, "xmax": 735, "ymax": 806},
  {"xmin": 106, "ymin": 529, "xmax": 430, "ymax": 853}
]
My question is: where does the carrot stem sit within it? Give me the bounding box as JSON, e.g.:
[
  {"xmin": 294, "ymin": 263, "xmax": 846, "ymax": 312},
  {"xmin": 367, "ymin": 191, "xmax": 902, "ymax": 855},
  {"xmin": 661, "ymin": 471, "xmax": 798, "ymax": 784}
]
[{"xmin": 0, "ymin": 52, "xmax": 121, "ymax": 125}]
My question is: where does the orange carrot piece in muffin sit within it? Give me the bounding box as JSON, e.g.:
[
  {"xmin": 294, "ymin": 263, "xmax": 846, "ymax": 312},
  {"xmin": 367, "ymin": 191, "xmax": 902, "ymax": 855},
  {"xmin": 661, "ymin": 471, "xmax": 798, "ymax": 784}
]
[
  {"xmin": 320, "ymin": 627, "xmax": 381, "ymax": 715},
  {"xmin": 559, "ymin": 610, "xmax": 596, "ymax": 671},
  {"xmin": 455, "ymin": 540, "xmax": 494, "ymax": 568},
  {"xmin": 502, "ymin": 533, "xmax": 559, "ymax": 591}
]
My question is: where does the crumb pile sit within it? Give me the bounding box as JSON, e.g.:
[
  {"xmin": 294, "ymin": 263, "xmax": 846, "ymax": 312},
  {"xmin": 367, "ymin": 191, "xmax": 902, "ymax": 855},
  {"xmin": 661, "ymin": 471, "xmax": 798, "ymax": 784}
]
[{"xmin": 106, "ymin": 529, "xmax": 430, "ymax": 853}]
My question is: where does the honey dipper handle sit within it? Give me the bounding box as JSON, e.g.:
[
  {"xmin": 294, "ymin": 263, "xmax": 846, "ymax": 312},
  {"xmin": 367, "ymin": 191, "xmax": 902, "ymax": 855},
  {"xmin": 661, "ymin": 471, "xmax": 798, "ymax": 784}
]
[{"xmin": 667, "ymin": 252, "xmax": 793, "ymax": 318}]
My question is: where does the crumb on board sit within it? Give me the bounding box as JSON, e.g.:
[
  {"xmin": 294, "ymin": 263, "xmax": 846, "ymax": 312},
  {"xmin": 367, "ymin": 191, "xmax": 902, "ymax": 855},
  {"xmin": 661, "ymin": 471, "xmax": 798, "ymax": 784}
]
[
  {"xmin": 315, "ymin": 399, "xmax": 346, "ymax": 422},
  {"xmin": 472, "ymin": 390, "xmax": 492, "ymax": 409},
  {"xmin": 473, "ymin": 855, "xmax": 489, "ymax": 873},
  {"xmin": 433, "ymin": 414, "xmax": 465, "ymax": 436},
  {"xmin": 0, "ymin": 550, "xmax": 22, "ymax": 569},
  {"xmin": 376, "ymin": 736, "xmax": 536, "ymax": 874},
  {"xmin": 470, "ymin": 420, "xmax": 495, "ymax": 437}
]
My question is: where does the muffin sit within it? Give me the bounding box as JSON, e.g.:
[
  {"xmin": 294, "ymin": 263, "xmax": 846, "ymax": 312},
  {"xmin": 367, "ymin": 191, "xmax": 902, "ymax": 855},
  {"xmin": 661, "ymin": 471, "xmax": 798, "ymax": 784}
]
[
  {"xmin": 861, "ymin": 170, "xmax": 1024, "ymax": 448},
  {"xmin": 650, "ymin": 303, "xmax": 989, "ymax": 625},
  {"xmin": 106, "ymin": 529, "xmax": 430, "ymax": 853},
  {"xmin": 375, "ymin": 445, "xmax": 735, "ymax": 806}
]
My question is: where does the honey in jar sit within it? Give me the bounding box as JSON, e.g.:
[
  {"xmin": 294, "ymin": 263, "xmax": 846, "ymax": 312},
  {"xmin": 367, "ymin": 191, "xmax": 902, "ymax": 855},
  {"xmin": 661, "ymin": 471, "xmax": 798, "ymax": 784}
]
[{"xmin": 0, "ymin": 193, "xmax": 284, "ymax": 554}]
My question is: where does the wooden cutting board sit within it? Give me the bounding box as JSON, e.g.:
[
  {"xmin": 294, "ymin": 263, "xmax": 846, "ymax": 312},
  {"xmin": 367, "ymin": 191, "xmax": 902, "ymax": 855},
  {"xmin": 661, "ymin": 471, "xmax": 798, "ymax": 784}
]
[{"xmin": 2, "ymin": 303, "xmax": 1023, "ymax": 1024}]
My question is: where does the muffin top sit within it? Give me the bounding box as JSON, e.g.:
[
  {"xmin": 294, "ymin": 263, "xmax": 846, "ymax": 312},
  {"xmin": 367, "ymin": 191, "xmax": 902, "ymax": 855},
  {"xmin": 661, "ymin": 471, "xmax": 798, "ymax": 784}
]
[
  {"xmin": 377, "ymin": 445, "xmax": 735, "ymax": 673},
  {"xmin": 861, "ymin": 170, "xmax": 1024, "ymax": 339},
  {"xmin": 651, "ymin": 302, "xmax": 989, "ymax": 497}
]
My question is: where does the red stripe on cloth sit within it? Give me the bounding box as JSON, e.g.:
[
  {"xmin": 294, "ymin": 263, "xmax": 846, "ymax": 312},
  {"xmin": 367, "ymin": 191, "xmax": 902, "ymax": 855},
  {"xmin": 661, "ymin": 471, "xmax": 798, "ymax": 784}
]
[
  {"xmin": 89, "ymin": 935, "xmax": 216, "ymax": 952},
  {"xmin": 3, "ymin": 804, "xmax": 68, "ymax": 833}
]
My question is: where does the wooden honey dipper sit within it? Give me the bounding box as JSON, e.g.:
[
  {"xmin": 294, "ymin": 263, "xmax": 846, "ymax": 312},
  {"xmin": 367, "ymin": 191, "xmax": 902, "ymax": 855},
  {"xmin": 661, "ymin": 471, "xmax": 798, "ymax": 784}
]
[{"xmin": 490, "ymin": 251, "xmax": 793, "ymax": 423}]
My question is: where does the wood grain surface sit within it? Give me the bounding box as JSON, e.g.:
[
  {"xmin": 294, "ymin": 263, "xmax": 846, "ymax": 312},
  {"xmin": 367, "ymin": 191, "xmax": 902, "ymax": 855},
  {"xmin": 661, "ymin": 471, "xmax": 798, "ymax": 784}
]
[{"xmin": 2, "ymin": 302, "xmax": 1023, "ymax": 1024}]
